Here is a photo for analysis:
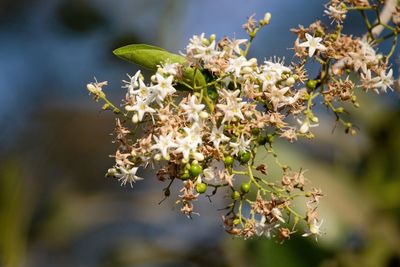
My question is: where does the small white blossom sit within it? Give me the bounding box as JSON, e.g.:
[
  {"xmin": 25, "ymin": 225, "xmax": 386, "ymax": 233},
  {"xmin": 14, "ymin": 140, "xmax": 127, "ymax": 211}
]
[
  {"xmin": 151, "ymin": 133, "xmax": 178, "ymax": 160},
  {"xmin": 230, "ymin": 39, "xmax": 247, "ymax": 54},
  {"xmin": 175, "ymin": 124, "xmax": 203, "ymax": 160},
  {"xmin": 297, "ymin": 117, "xmax": 319, "ymax": 134},
  {"xmin": 123, "ymin": 70, "xmax": 141, "ymax": 96},
  {"xmin": 298, "ymin": 33, "xmax": 327, "ymax": 57},
  {"xmin": 264, "ymin": 85, "xmax": 290, "ymax": 110},
  {"xmin": 302, "ymin": 219, "xmax": 323, "ymax": 241},
  {"xmin": 116, "ymin": 166, "xmax": 144, "ymax": 187},
  {"xmin": 151, "ymin": 74, "xmax": 176, "ymax": 104},
  {"xmin": 226, "ymin": 56, "xmax": 251, "ymax": 77},
  {"xmin": 180, "ymin": 95, "xmax": 206, "ymax": 122},
  {"xmin": 125, "ymin": 97, "xmax": 156, "ymax": 122},
  {"xmin": 193, "ymin": 40, "xmax": 220, "ymax": 63},
  {"xmin": 376, "ymin": 69, "xmax": 394, "ymax": 93},
  {"xmin": 360, "ymin": 69, "xmax": 380, "ymax": 92},
  {"xmin": 202, "ymin": 160, "xmax": 225, "ymax": 184},
  {"xmin": 209, "ymin": 125, "xmax": 230, "ymax": 149},
  {"xmin": 230, "ymin": 135, "xmax": 251, "ymax": 156},
  {"xmin": 255, "ymin": 215, "xmax": 279, "ymax": 238},
  {"xmin": 217, "ymin": 89, "xmax": 246, "ymax": 123},
  {"xmin": 271, "ymin": 207, "xmax": 285, "ymax": 223}
]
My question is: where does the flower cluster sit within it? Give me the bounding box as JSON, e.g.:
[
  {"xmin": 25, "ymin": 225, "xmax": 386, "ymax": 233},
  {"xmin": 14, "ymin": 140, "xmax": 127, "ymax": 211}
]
[{"xmin": 86, "ymin": 0, "xmax": 398, "ymax": 241}]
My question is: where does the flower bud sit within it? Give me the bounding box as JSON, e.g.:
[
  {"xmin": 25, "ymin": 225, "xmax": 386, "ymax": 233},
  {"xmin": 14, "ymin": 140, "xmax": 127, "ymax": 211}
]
[
  {"xmin": 210, "ymin": 34, "xmax": 216, "ymax": 42},
  {"xmin": 261, "ymin": 12, "xmax": 271, "ymax": 25},
  {"xmin": 199, "ymin": 111, "xmax": 209, "ymax": 119},
  {"xmin": 193, "ymin": 152, "xmax": 205, "ymax": 161},
  {"xmin": 132, "ymin": 113, "xmax": 139, "ymax": 124},
  {"xmin": 154, "ymin": 153, "xmax": 162, "ymax": 161},
  {"xmin": 86, "ymin": 83, "xmax": 98, "ymax": 94},
  {"xmin": 248, "ymin": 58, "xmax": 257, "ymax": 66},
  {"xmin": 310, "ymin": 116, "xmax": 319, "ymax": 123},
  {"xmin": 106, "ymin": 168, "xmax": 117, "ymax": 177},
  {"xmin": 286, "ymin": 76, "xmax": 296, "ymax": 86}
]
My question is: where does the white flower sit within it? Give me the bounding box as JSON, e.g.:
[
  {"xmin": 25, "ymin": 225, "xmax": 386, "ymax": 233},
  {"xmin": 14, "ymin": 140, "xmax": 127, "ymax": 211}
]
[
  {"xmin": 302, "ymin": 219, "xmax": 323, "ymax": 241},
  {"xmin": 298, "ymin": 33, "xmax": 327, "ymax": 57},
  {"xmin": 264, "ymin": 85, "xmax": 290, "ymax": 110},
  {"xmin": 226, "ymin": 56, "xmax": 250, "ymax": 77},
  {"xmin": 151, "ymin": 74, "xmax": 176, "ymax": 104},
  {"xmin": 324, "ymin": 5, "xmax": 347, "ymax": 23},
  {"xmin": 180, "ymin": 95, "xmax": 205, "ymax": 122},
  {"xmin": 116, "ymin": 166, "xmax": 144, "ymax": 187},
  {"xmin": 123, "ymin": 70, "xmax": 141, "ymax": 96},
  {"xmin": 360, "ymin": 69, "xmax": 380, "ymax": 92},
  {"xmin": 376, "ymin": 69, "xmax": 394, "ymax": 93},
  {"xmin": 271, "ymin": 207, "xmax": 285, "ymax": 223},
  {"xmin": 297, "ymin": 117, "xmax": 319, "ymax": 134},
  {"xmin": 175, "ymin": 124, "xmax": 203, "ymax": 160},
  {"xmin": 348, "ymin": 40, "xmax": 377, "ymax": 74},
  {"xmin": 209, "ymin": 125, "xmax": 230, "ymax": 149},
  {"xmin": 230, "ymin": 39, "xmax": 247, "ymax": 54},
  {"xmin": 158, "ymin": 61, "xmax": 179, "ymax": 76},
  {"xmin": 262, "ymin": 60, "xmax": 291, "ymax": 77},
  {"xmin": 125, "ymin": 97, "xmax": 156, "ymax": 122},
  {"xmin": 151, "ymin": 133, "xmax": 178, "ymax": 160},
  {"xmin": 202, "ymin": 160, "xmax": 225, "ymax": 184},
  {"xmin": 130, "ymin": 79, "xmax": 156, "ymax": 103},
  {"xmin": 254, "ymin": 215, "xmax": 279, "ymax": 238},
  {"xmin": 230, "ymin": 135, "xmax": 251, "ymax": 156},
  {"xmin": 193, "ymin": 40, "xmax": 220, "ymax": 63},
  {"xmin": 217, "ymin": 89, "xmax": 246, "ymax": 123},
  {"xmin": 175, "ymin": 138, "xmax": 193, "ymax": 161}
]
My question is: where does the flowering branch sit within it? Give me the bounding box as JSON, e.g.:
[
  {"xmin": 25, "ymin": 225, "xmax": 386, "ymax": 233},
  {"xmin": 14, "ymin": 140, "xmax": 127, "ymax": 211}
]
[{"xmin": 86, "ymin": 0, "xmax": 399, "ymax": 242}]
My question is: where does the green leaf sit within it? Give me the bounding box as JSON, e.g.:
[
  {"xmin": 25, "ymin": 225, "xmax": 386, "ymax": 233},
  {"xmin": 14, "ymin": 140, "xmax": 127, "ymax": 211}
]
[
  {"xmin": 113, "ymin": 44, "xmax": 186, "ymax": 70},
  {"xmin": 113, "ymin": 44, "xmax": 209, "ymax": 109}
]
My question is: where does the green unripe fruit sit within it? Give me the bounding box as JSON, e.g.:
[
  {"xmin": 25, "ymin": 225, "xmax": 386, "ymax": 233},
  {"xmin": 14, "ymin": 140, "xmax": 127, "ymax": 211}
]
[
  {"xmin": 257, "ymin": 135, "xmax": 268, "ymax": 145},
  {"xmin": 231, "ymin": 190, "xmax": 241, "ymax": 200},
  {"xmin": 239, "ymin": 152, "xmax": 251, "ymax": 164},
  {"xmin": 267, "ymin": 134, "xmax": 274, "ymax": 144},
  {"xmin": 189, "ymin": 164, "xmax": 203, "ymax": 177},
  {"xmin": 306, "ymin": 79, "xmax": 317, "ymax": 90},
  {"xmin": 196, "ymin": 183, "xmax": 207, "ymax": 194},
  {"xmin": 207, "ymin": 87, "xmax": 218, "ymax": 101},
  {"xmin": 180, "ymin": 169, "xmax": 190, "ymax": 180},
  {"xmin": 251, "ymin": 128, "xmax": 260, "ymax": 136},
  {"xmin": 224, "ymin": 155, "xmax": 234, "ymax": 166},
  {"xmin": 240, "ymin": 182, "xmax": 251, "ymax": 194}
]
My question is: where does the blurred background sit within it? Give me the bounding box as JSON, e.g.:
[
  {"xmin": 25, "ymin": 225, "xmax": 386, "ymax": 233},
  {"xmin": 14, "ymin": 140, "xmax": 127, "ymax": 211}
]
[{"xmin": 0, "ymin": 0, "xmax": 399, "ymax": 266}]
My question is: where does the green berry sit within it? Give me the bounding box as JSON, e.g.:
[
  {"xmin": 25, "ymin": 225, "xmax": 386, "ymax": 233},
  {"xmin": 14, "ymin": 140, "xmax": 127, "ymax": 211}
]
[
  {"xmin": 189, "ymin": 163, "xmax": 203, "ymax": 177},
  {"xmin": 224, "ymin": 156, "xmax": 234, "ymax": 166},
  {"xmin": 257, "ymin": 135, "xmax": 267, "ymax": 145},
  {"xmin": 251, "ymin": 128, "xmax": 260, "ymax": 136},
  {"xmin": 207, "ymin": 87, "xmax": 218, "ymax": 101},
  {"xmin": 267, "ymin": 134, "xmax": 274, "ymax": 144},
  {"xmin": 306, "ymin": 79, "xmax": 317, "ymax": 90},
  {"xmin": 240, "ymin": 182, "xmax": 251, "ymax": 194},
  {"xmin": 196, "ymin": 183, "xmax": 207, "ymax": 194},
  {"xmin": 231, "ymin": 190, "xmax": 241, "ymax": 200},
  {"xmin": 180, "ymin": 169, "xmax": 190, "ymax": 180},
  {"xmin": 239, "ymin": 152, "xmax": 251, "ymax": 164}
]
